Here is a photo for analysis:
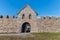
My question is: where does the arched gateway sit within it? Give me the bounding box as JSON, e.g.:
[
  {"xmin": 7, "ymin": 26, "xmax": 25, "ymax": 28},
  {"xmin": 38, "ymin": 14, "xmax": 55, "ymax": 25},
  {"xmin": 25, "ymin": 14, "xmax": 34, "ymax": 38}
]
[
  {"xmin": 17, "ymin": 5, "xmax": 38, "ymax": 33},
  {"xmin": 21, "ymin": 22, "xmax": 31, "ymax": 33}
]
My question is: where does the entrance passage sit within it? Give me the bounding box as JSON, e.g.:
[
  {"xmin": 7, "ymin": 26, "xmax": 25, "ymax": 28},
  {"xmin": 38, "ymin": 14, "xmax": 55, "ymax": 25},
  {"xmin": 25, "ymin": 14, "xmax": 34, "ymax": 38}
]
[{"xmin": 21, "ymin": 22, "xmax": 31, "ymax": 33}]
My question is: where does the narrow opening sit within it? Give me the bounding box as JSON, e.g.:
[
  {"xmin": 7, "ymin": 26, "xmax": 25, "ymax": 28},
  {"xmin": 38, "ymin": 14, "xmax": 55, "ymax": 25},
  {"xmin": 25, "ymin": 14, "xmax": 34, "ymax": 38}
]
[
  {"xmin": 44, "ymin": 17, "xmax": 45, "ymax": 19},
  {"xmin": 29, "ymin": 14, "xmax": 31, "ymax": 19},
  {"xmin": 0, "ymin": 16, "xmax": 3, "ymax": 18},
  {"xmin": 22, "ymin": 14, "xmax": 25, "ymax": 19},
  {"xmin": 49, "ymin": 17, "xmax": 51, "ymax": 19},
  {"xmin": 7, "ymin": 15, "xmax": 9, "ymax": 18}
]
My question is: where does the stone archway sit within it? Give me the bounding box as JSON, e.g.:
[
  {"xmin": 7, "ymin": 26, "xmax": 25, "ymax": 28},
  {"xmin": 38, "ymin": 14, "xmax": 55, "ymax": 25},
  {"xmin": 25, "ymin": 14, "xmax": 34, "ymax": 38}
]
[{"xmin": 21, "ymin": 22, "xmax": 31, "ymax": 33}]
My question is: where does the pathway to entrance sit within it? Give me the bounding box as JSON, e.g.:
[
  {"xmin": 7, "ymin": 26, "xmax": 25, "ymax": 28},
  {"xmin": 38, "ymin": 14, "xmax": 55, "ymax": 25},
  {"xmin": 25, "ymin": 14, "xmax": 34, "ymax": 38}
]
[{"xmin": 0, "ymin": 33, "xmax": 34, "ymax": 38}]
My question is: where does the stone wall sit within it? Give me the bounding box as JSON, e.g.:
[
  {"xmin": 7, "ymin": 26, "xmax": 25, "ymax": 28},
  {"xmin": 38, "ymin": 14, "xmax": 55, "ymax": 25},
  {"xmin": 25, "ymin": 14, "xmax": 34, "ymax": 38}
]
[
  {"xmin": 0, "ymin": 5, "xmax": 38, "ymax": 33},
  {"xmin": 0, "ymin": 15, "xmax": 60, "ymax": 33},
  {"xmin": 37, "ymin": 16, "xmax": 60, "ymax": 32},
  {"xmin": 0, "ymin": 16, "xmax": 17, "ymax": 32},
  {"xmin": 0, "ymin": 5, "xmax": 60, "ymax": 33},
  {"xmin": 17, "ymin": 5, "xmax": 38, "ymax": 33}
]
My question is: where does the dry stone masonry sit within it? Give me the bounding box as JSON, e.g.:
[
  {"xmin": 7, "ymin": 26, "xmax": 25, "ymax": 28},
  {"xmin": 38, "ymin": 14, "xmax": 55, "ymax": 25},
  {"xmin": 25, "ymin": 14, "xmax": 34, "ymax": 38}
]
[{"xmin": 0, "ymin": 5, "xmax": 60, "ymax": 33}]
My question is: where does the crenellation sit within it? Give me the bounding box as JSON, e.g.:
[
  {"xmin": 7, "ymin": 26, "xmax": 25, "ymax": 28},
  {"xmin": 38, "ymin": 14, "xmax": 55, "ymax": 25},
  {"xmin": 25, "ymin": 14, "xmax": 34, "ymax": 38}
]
[
  {"xmin": 46, "ymin": 16, "xmax": 52, "ymax": 20},
  {"xmin": 0, "ymin": 15, "xmax": 3, "ymax": 18},
  {"xmin": 0, "ymin": 5, "xmax": 60, "ymax": 33},
  {"xmin": 9, "ymin": 16, "xmax": 14, "ymax": 20},
  {"xmin": 38, "ymin": 16, "xmax": 60, "ymax": 32},
  {"xmin": 40, "ymin": 16, "xmax": 60, "ymax": 20},
  {"xmin": 40, "ymin": 16, "xmax": 46, "ymax": 20},
  {"xmin": 3, "ymin": 16, "xmax": 7, "ymax": 19},
  {"xmin": 6, "ymin": 15, "xmax": 9, "ymax": 18}
]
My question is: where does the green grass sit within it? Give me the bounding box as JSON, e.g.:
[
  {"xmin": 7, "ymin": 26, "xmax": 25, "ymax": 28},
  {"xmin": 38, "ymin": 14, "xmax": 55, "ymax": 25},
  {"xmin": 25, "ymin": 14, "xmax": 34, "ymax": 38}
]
[
  {"xmin": 32, "ymin": 32, "xmax": 60, "ymax": 40},
  {"xmin": 0, "ymin": 32, "xmax": 60, "ymax": 40}
]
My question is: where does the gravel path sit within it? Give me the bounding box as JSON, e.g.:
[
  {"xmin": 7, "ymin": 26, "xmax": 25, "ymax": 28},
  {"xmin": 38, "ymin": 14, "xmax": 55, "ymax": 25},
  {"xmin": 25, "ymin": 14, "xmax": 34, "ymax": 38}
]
[{"xmin": 0, "ymin": 33, "xmax": 34, "ymax": 38}]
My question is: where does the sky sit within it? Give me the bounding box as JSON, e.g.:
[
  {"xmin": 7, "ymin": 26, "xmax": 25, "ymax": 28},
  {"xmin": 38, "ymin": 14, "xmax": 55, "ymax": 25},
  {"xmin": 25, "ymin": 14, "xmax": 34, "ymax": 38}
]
[{"xmin": 0, "ymin": 0, "xmax": 60, "ymax": 18}]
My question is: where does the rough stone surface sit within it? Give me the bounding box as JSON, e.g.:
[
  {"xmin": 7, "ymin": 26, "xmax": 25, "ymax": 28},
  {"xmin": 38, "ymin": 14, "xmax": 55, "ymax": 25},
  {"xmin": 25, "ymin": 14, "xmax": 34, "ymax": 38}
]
[{"xmin": 0, "ymin": 5, "xmax": 60, "ymax": 33}]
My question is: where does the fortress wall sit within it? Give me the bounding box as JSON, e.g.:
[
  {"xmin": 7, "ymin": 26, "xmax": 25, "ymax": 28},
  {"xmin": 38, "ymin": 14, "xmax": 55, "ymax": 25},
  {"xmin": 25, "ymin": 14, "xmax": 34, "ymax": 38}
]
[
  {"xmin": 38, "ymin": 16, "xmax": 60, "ymax": 32},
  {"xmin": 0, "ymin": 16, "xmax": 17, "ymax": 32}
]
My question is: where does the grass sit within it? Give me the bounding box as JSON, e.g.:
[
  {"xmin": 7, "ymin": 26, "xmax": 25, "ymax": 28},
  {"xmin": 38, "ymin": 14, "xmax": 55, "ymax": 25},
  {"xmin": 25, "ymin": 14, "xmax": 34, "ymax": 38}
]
[
  {"xmin": 32, "ymin": 32, "xmax": 60, "ymax": 40},
  {"xmin": 0, "ymin": 32, "xmax": 60, "ymax": 40}
]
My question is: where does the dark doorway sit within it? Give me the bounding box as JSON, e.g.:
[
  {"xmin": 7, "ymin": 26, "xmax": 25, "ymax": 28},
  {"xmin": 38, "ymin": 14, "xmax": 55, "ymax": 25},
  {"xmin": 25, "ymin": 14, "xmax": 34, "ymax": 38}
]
[{"xmin": 21, "ymin": 22, "xmax": 31, "ymax": 33}]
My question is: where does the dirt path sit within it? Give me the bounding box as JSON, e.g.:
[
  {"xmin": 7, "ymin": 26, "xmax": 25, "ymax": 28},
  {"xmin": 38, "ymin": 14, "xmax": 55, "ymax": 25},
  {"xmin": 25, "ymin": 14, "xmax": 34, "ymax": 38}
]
[{"xmin": 0, "ymin": 33, "xmax": 34, "ymax": 38}]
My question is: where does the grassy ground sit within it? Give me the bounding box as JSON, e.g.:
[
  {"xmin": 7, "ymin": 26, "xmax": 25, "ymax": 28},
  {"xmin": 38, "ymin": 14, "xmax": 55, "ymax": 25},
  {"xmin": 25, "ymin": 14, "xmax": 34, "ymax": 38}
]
[
  {"xmin": 32, "ymin": 32, "xmax": 60, "ymax": 40},
  {"xmin": 0, "ymin": 32, "xmax": 60, "ymax": 40}
]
